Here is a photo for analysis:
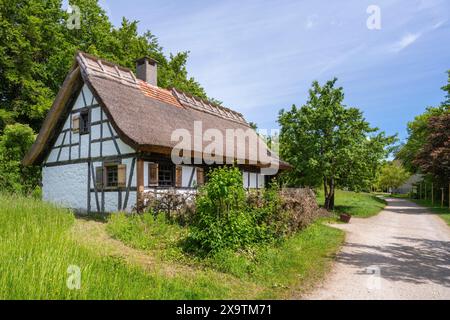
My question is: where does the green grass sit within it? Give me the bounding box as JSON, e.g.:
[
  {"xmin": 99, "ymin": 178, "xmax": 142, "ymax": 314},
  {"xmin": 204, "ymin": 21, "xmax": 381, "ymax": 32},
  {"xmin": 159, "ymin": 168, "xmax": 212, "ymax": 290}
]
[
  {"xmin": 204, "ymin": 222, "xmax": 345, "ymax": 298},
  {"xmin": 0, "ymin": 194, "xmax": 345, "ymax": 299},
  {"xmin": 0, "ymin": 195, "xmax": 251, "ymax": 299},
  {"xmin": 316, "ymin": 189, "xmax": 386, "ymax": 218},
  {"xmin": 408, "ymin": 198, "xmax": 450, "ymax": 226},
  {"xmin": 107, "ymin": 212, "xmax": 345, "ymax": 299}
]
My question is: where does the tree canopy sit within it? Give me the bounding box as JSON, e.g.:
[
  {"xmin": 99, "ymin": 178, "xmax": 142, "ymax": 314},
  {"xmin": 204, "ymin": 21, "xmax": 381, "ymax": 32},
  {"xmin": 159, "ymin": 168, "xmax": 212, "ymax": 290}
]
[
  {"xmin": 0, "ymin": 0, "xmax": 209, "ymax": 133},
  {"xmin": 396, "ymin": 70, "xmax": 449, "ymax": 175},
  {"xmin": 0, "ymin": 0, "xmax": 212, "ymax": 194},
  {"xmin": 413, "ymin": 112, "xmax": 450, "ymax": 185},
  {"xmin": 278, "ymin": 78, "xmax": 396, "ymax": 209},
  {"xmin": 395, "ymin": 105, "xmax": 448, "ymax": 173},
  {"xmin": 376, "ymin": 161, "xmax": 410, "ymax": 192}
]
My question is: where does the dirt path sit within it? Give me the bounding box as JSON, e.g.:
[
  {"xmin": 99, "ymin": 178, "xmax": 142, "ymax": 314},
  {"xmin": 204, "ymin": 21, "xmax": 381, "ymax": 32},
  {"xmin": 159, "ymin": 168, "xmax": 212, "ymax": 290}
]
[
  {"xmin": 305, "ymin": 198, "xmax": 450, "ymax": 300},
  {"xmin": 70, "ymin": 218, "xmax": 195, "ymax": 277}
]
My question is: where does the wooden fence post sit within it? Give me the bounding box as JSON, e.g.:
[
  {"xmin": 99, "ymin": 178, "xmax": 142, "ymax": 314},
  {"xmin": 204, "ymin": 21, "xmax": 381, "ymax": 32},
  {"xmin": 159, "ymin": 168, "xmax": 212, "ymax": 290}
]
[
  {"xmin": 431, "ymin": 183, "xmax": 434, "ymax": 206},
  {"xmin": 424, "ymin": 183, "xmax": 427, "ymax": 200},
  {"xmin": 441, "ymin": 188, "xmax": 444, "ymax": 208}
]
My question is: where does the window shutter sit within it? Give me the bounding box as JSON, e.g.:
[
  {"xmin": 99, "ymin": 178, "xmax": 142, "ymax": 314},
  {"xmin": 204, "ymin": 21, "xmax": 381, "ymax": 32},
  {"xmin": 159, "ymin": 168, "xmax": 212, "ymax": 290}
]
[
  {"xmin": 196, "ymin": 167, "xmax": 204, "ymax": 186},
  {"xmin": 72, "ymin": 114, "xmax": 80, "ymax": 133},
  {"xmin": 149, "ymin": 163, "xmax": 159, "ymax": 186},
  {"xmin": 117, "ymin": 164, "xmax": 126, "ymax": 188},
  {"xmin": 95, "ymin": 167, "xmax": 104, "ymax": 189},
  {"xmin": 175, "ymin": 165, "xmax": 182, "ymax": 187}
]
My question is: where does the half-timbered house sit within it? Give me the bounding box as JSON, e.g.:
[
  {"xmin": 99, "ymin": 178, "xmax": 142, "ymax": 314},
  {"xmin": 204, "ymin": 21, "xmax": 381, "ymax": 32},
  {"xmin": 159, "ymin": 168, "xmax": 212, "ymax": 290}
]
[{"xmin": 22, "ymin": 52, "xmax": 290, "ymax": 213}]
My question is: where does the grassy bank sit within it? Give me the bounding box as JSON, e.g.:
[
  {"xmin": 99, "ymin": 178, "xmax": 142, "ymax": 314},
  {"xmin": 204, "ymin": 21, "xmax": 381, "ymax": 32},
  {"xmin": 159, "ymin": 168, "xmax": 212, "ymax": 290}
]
[
  {"xmin": 0, "ymin": 195, "xmax": 255, "ymax": 299},
  {"xmin": 0, "ymin": 194, "xmax": 344, "ymax": 299},
  {"xmin": 316, "ymin": 190, "xmax": 386, "ymax": 218},
  {"xmin": 408, "ymin": 198, "xmax": 450, "ymax": 226},
  {"xmin": 107, "ymin": 213, "xmax": 345, "ymax": 298}
]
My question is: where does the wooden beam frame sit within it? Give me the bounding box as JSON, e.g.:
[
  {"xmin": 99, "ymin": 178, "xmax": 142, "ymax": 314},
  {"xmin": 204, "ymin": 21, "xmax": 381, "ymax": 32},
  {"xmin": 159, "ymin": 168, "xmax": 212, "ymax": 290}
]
[{"xmin": 122, "ymin": 158, "xmax": 136, "ymax": 211}]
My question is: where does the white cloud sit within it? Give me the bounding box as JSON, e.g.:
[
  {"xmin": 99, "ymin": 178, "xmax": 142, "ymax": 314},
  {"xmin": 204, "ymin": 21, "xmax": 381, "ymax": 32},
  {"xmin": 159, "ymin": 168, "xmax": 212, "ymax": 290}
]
[
  {"xmin": 388, "ymin": 19, "xmax": 446, "ymax": 53},
  {"xmin": 431, "ymin": 20, "xmax": 446, "ymax": 30},
  {"xmin": 390, "ymin": 33, "xmax": 422, "ymax": 52},
  {"xmin": 305, "ymin": 14, "xmax": 318, "ymax": 29}
]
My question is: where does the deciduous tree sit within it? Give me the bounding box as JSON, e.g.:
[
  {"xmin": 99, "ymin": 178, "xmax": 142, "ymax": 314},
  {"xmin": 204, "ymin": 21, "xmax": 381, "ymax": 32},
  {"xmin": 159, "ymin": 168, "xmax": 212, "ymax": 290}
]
[
  {"xmin": 413, "ymin": 112, "xmax": 450, "ymax": 184},
  {"xmin": 376, "ymin": 161, "xmax": 410, "ymax": 192},
  {"xmin": 0, "ymin": 0, "xmax": 209, "ymax": 133},
  {"xmin": 279, "ymin": 78, "xmax": 395, "ymax": 210}
]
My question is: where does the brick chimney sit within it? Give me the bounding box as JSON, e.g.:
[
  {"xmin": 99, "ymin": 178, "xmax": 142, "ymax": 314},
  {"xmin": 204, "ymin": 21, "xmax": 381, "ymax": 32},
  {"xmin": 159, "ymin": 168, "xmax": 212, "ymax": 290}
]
[{"xmin": 136, "ymin": 57, "xmax": 157, "ymax": 86}]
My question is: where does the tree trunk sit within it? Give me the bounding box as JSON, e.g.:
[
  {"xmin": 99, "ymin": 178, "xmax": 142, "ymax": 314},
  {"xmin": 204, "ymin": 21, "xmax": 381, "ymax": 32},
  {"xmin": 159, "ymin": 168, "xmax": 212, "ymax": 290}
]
[{"xmin": 323, "ymin": 177, "xmax": 335, "ymax": 211}]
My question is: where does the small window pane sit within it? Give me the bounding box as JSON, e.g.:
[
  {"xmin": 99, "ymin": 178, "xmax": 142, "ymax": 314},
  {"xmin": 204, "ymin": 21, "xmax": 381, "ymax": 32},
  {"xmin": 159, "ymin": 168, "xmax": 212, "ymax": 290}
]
[
  {"xmin": 106, "ymin": 165, "xmax": 118, "ymax": 187},
  {"xmin": 80, "ymin": 111, "xmax": 90, "ymax": 134},
  {"xmin": 158, "ymin": 164, "xmax": 173, "ymax": 187}
]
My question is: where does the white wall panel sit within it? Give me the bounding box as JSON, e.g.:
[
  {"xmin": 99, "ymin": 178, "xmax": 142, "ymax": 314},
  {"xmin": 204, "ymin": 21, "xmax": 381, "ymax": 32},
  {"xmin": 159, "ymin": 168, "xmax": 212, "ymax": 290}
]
[{"xmin": 43, "ymin": 163, "xmax": 88, "ymax": 211}]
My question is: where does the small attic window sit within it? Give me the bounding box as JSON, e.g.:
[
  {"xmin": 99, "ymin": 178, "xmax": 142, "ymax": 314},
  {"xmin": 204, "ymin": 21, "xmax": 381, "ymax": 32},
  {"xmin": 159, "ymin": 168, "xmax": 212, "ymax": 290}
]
[{"xmin": 79, "ymin": 110, "xmax": 90, "ymax": 135}]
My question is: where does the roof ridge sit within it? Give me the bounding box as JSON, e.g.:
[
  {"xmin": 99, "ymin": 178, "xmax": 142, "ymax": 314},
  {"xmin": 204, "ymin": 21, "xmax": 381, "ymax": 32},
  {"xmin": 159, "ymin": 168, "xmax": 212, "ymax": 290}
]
[
  {"xmin": 77, "ymin": 51, "xmax": 134, "ymax": 74},
  {"xmin": 172, "ymin": 87, "xmax": 244, "ymax": 117},
  {"xmin": 171, "ymin": 88, "xmax": 249, "ymax": 126},
  {"xmin": 76, "ymin": 51, "xmax": 139, "ymax": 87},
  {"xmin": 76, "ymin": 51, "xmax": 249, "ymax": 126}
]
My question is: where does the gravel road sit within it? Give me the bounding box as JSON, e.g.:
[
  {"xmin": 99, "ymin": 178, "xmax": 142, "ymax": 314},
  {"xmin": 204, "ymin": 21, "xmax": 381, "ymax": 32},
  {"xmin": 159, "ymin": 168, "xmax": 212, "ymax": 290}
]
[{"xmin": 305, "ymin": 198, "xmax": 450, "ymax": 300}]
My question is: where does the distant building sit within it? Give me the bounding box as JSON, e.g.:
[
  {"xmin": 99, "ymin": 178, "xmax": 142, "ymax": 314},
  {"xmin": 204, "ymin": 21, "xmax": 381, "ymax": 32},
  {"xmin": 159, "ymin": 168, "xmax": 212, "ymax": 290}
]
[{"xmin": 393, "ymin": 174, "xmax": 423, "ymax": 194}]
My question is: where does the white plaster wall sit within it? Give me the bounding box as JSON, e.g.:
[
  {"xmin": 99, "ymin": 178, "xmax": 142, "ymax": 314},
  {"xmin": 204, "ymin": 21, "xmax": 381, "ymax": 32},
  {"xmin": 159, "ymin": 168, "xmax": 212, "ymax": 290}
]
[
  {"xmin": 94, "ymin": 191, "xmax": 136, "ymax": 212},
  {"xmin": 103, "ymin": 192, "xmax": 118, "ymax": 212},
  {"xmin": 72, "ymin": 84, "xmax": 96, "ymax": 110},
  {"xmin": 143, "ymin": 188, "xmax": 196, "ymax": 196},
  {"xmin": 91, "ymin": 106, "xmax": 102, "ymax": 122},
  {"xmin": 42, "ymin": 163, "xmax": 88, "ymax": 211},
  {"xmin": 102, "ymin": 122, "xmax": 111, "ymax": 138},
  {"xmin": 90, "ymin": 142, "xmax": 100, "ymax": 158},
  {"xmin": 144, "ymin": 161, "xmax": 149, "ymax": 186},
  {"xmin": 71, "ymin": 145, "xmax": 79, "ymax": 158},
  {"xmin": 45, "ymin": 84, "xmax": 135, "ymax": 165},
  {"xmin": 122, "ymin": 157, "xmax": 137, "ymax": 187},
  {"xmin": 182, "ymin": 165, "xmax": 197, "ymax": 187},
  {"xmin": 257, "ymin": 174, "xmax": 265, "ymax": 188},
  {"xmin": 59, "ymin": 146, "xmax": 70, "ymax": 162},
  {"xmin": 249, "ymin": 172, "xmax": 257, "ymax": 188},
  {"xmin": 242, "ymin": 171, "xmax": 264, "ymax": 189},
  {"xmin": 72, "ymin": 90, "xmax": 85, "ymax": 110},
  {"xmin": 47, "ymin": 149, "xmax": 59, "ymax": 163},
  {"xmin": 118, "ymin": 140, "xmax": 134, "ymax": 154},
  {"xmin": 62, "ymin": 115, "xmax": 71, "ymax": 130},
  {"xmin": 55, "ymin": 133, "xmax": 64, "ymax": 146},
  {"xmin": 102, "ymin": 140, "xmax": 117, "ymax": 156},
  {"xmin": 91, "ymin": 124, "xmax": 101, "ymax": 140},
  {"xmin": 90, "ymin": 158, "xmax": 137, "ymax": 212},
  {"xmin": 243, "ymin": 171, "xmax": 249, "ymax": 188},
  {"xmin": 71, "ymin": 130, "xmax": 79, "ymax": 146}
]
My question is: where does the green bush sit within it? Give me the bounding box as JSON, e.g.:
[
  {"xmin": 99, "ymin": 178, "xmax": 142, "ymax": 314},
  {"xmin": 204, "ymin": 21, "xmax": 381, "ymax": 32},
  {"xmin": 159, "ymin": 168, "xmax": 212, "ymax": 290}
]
[
  {"xmin": 186, "ymin": 167, "xmax": 290, "ymax": 255},
  {"xmin": 249, "ymin": 181, "xmax": 290, "ymax": 241},
  {"xmin": 0, "ymin": 124, "xmax": 41, "ymax": 195},
  {"xmin": 186, "ymin": 167, "xmax": 255, "ymax": 254}
]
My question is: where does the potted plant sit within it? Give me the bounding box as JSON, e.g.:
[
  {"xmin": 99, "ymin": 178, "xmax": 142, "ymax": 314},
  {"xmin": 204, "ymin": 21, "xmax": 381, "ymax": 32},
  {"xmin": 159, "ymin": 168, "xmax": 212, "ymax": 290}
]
[{"xmin": 339, "ymin": 213, "xmax": 351, "ymax": 223}]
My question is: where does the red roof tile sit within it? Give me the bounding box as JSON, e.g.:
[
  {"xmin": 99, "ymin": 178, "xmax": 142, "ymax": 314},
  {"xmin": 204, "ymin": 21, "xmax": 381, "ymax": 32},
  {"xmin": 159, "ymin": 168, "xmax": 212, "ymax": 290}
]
[{"xmin": 138, "ymin": 80, "xmax": 182, "ymax": 108}]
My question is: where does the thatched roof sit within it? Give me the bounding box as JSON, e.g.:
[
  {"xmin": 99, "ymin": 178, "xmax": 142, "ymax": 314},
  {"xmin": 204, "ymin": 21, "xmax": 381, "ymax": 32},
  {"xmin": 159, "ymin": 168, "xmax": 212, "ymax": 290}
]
[{"xmin": 23, "ymin": 52, "xmax": 290, "ymax": 170}]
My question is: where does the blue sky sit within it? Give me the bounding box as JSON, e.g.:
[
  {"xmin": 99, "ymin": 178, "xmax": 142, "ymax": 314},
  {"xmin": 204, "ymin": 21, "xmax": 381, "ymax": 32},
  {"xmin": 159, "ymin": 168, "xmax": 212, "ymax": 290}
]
[{"xmin": 96, "ymin": 0, "xmax": 448, "ymax": 141}]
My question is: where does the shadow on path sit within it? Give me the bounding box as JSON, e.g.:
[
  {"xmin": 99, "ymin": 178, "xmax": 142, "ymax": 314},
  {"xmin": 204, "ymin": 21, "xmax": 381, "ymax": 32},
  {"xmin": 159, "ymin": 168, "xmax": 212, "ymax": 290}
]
[{"xmin": 337, "ymin": 236, "xmax": 450, "ymax": 286}]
